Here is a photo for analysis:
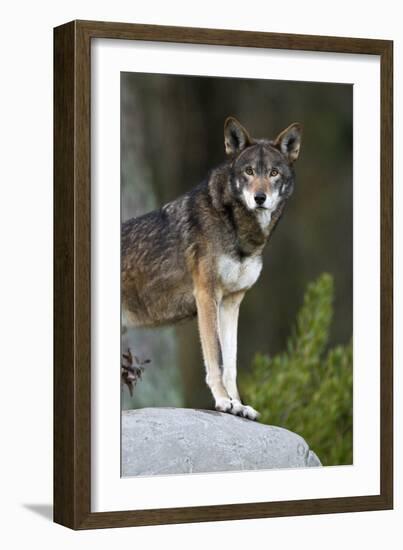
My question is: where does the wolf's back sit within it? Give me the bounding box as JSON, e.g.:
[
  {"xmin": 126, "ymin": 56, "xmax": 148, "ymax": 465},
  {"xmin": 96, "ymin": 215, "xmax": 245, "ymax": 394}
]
[{"xmin": 121, "ymin": 197, "xmax": 198, "ymax": 326}]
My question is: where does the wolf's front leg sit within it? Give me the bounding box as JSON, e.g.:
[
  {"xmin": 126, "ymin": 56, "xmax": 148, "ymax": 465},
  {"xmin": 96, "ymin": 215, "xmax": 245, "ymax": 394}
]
[
  {"xmin": 219, "ymin": 292, "xmax": 260, "ymax": 421},
  {"xmin": 194, "ymin": 285, "xmax": 235, "ymax": 414}
]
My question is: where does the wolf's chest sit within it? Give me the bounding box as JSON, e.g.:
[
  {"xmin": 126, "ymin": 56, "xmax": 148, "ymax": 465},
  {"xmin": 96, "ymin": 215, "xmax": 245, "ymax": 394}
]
[{"xmin": 217, "ymin": 254, "xmax": 263, "ymax": 293}]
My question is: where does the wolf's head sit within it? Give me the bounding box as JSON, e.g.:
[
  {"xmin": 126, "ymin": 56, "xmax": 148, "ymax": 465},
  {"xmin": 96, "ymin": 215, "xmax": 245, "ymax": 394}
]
[{"xmin": 224, "ymin": 117, "xmax": 302, "ymax": 214}]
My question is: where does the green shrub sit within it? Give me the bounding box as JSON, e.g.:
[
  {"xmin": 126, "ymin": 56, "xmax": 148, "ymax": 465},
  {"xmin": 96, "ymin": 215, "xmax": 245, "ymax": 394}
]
[{"xmin": 241, "ymin": 273, "xmax": 353, "ymax": 466}]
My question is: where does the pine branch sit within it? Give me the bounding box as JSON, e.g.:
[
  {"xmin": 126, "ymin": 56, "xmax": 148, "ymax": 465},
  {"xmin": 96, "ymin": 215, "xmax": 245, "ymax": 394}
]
[{"xmin": 121, "ymin": 348, "xmax": 151, "ymax": 396}]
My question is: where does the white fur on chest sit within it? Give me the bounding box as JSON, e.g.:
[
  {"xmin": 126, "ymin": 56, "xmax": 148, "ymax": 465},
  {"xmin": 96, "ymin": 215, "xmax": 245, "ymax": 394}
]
[{"xmin": 218, "ymin": 254, "xmax": 263, "ymax": 293}]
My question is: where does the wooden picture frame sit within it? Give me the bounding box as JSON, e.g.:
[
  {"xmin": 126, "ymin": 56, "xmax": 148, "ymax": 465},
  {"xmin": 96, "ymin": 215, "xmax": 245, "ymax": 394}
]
[{"xmin": 54, "ymin": 19, "xmax": 393, "ymax": 529}]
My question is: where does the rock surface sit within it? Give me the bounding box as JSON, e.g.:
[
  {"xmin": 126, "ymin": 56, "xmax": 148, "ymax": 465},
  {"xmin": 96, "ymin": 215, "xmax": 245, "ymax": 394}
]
[{"xmin": 122, "ymin": 408, "xmax": 321, "ymax": 476}]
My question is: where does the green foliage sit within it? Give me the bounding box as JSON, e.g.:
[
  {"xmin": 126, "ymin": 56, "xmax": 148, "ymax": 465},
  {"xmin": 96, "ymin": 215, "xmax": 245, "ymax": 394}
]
[{"xmin": 241, "ymin": 273, "xmax": 353, "ymax": 466}]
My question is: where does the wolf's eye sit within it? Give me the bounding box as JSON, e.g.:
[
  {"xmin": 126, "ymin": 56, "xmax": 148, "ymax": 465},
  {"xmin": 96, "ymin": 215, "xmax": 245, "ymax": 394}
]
[
  {"xmin": 245, "ymin": 166, "xmax": 254, "ymax": 175},
  {"xmin": 270, "ymin": 168, "xmax": 279, "ymax": 177}
]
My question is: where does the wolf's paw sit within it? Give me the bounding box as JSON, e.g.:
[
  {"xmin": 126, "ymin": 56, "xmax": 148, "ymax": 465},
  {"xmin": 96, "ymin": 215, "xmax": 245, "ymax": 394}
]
[
  {"xmin": 215, "ymin": 397, "xmax": 235, "ymax": 414},
  {"xmin": 227, "ymin": 399, "xmax": 244, "ymax": 415},
  {"xmin": 215, "ymin": 398, "xmax": 258, "ymax": 420},
  {"xmin": 238, "ymin": 404, "xmax": 260, "ymax": 421}
]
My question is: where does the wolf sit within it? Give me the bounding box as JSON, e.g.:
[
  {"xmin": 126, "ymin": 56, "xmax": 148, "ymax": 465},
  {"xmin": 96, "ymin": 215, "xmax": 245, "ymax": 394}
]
[{"xmin": 122, "ymin": 117, "xmax": 302, "ymax": 420}]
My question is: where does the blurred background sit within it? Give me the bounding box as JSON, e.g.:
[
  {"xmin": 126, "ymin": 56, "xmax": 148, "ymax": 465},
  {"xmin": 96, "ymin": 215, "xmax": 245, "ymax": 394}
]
[{"xmin": 121, "ymin": 72, "xmax": 353, "ymax": 465}]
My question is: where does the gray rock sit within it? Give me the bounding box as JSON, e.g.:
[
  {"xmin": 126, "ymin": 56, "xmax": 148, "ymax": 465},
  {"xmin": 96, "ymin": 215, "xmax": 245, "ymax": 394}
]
[{"xmin": 122, "ymin": 408, "xmax": 321, "ymax": 476}]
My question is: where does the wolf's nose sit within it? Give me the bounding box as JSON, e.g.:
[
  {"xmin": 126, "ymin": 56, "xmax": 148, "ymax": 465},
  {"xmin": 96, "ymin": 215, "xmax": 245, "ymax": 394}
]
[{"xmin": 254, "ymin": 192, "xmax": 266, "ymax": 206}]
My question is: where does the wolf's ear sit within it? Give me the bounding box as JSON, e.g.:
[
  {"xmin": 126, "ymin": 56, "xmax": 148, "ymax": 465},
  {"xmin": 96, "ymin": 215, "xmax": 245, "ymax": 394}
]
[
  {"xmin": 273, "ymin": 123, "xmax": 302, "ymax": 162},
  {"xmin": 224, "ymin": 117, "xmax": 252, "ymax": 155}
]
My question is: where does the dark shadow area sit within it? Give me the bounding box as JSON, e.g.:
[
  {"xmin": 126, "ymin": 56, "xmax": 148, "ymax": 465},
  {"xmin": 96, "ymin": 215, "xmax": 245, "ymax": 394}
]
[{"xmin": 23, "ymin": 504, "xmax": 53, "ymax": 522}]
